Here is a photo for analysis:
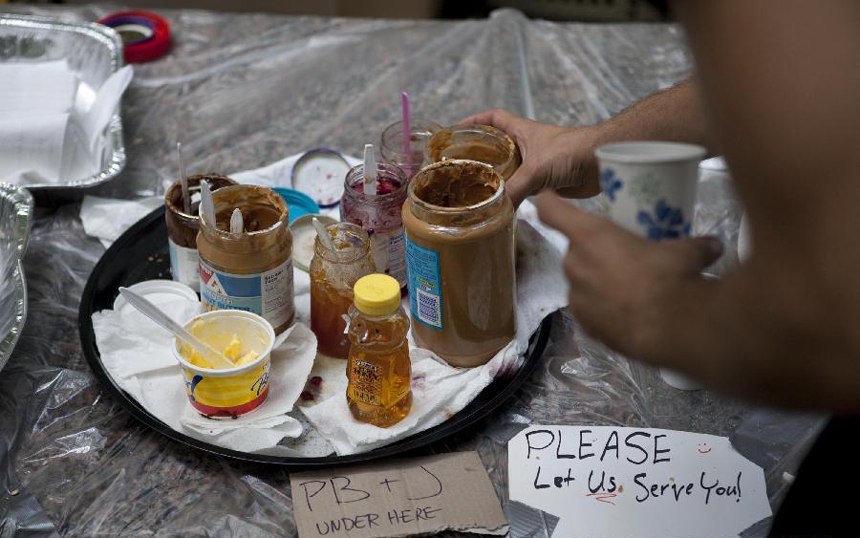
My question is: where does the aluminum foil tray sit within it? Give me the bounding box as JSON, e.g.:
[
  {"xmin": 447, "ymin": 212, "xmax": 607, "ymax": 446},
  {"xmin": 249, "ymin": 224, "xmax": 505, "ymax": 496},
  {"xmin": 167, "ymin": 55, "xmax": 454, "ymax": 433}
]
[
  {"xmin": 0, "ymin": 13, "xmax": 126, "ymax": 192},
  {"xmin": 0, "ymin": 183, "xmax": 33, "ymax": 372}
]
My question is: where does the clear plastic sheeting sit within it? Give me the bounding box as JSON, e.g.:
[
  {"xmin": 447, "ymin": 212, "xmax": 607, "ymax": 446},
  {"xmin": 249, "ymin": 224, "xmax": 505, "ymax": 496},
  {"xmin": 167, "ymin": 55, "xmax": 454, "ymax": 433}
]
[{"xmin": 0, "ymin": 5, "xmax": 822, "ymax": 537}]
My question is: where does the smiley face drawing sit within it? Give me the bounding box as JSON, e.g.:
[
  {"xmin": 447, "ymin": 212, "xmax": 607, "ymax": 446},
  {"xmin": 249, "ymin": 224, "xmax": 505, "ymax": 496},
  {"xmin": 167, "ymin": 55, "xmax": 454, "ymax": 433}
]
[{"xmin": 697, "ymin": 443, "xmax": 712, "ymax": 454}]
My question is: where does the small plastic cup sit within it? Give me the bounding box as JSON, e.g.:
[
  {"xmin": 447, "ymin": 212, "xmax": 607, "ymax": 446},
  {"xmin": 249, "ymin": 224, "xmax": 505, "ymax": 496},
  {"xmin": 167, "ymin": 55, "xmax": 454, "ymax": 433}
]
[
  {"xmin": 173, "ymin": 310, "xmax": 275, "ymax": 418},
  {"xmin": 594, "ymin": 141, "xmax": 706, "ymax": 240}
]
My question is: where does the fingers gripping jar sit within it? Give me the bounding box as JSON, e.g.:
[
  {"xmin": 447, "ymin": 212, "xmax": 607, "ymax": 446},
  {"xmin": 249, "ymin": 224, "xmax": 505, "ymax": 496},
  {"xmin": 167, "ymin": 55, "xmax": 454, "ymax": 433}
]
[
  {"xmin": 403, "ymin": 159, "xmax": 516, "ymax": 367},
  {"xmin": 310, "ymin": 222, "xmax": 376, "ymax": 359},
  {"xmin": 340, "ymin": 162, "xmax": 408, "ymax": 292},
  {"xmin": 197, "ymin": 185, "xmax": 295, "ymax": 335}
]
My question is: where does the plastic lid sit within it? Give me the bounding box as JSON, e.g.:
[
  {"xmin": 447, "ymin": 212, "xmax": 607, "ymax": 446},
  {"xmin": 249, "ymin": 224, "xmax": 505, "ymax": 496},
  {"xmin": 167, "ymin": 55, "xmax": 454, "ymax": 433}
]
[
  {"xmin": 353, "ymin": 274, "xmax": 401, "ymax": 316},
  {"xmin": 272, "ymin": 187, "xmax": 321, "ymax": 224},
  {"xmin": 289, "ymin": 214, "xmax": 337, "ymax": 272},
  {"xmin": 291, "ymin": 148, "xmax": 350, "ymax": 208}
]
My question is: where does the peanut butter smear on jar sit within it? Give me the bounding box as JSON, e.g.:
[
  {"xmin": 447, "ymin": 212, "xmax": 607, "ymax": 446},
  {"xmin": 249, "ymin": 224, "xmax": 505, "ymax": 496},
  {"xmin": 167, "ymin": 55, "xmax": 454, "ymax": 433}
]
[
  {"xmin": 197, "ymin": 185, "xmax": 295, "ymax": 335},
  {"xmin": 403, "ymin": 159, "xmax": 516, "ymax": 367},
  {"xmin": 426, "ymin": 124, "xmax": 521, "ymax": 181}
]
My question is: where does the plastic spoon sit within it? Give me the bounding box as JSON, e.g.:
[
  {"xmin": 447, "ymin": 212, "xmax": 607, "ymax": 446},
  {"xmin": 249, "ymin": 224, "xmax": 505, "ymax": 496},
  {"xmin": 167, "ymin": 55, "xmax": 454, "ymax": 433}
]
[
  {"xmin": 230, "ymin": 208, "xmax": 243, "ymax": 234},
  {"xmin": 177, "ymin": 142, "xmax": 191, "ymax": 214},
  {"xmin": 401, "ymin": 91, "xmax": 411, "ymax": 176},
  {"xmin": 118, "ymin": 287, "xmax": 235, "ymax": 370},
  {"xmin": 363, "ymin": 143, "xmax": 377, "ymax": 195},
  {"xmin": 312, "ymin": 217, "xmax": 336, "ymax": 251},
  {"xmin": 200, "ymin": 179, "xmax": 216, "ymax": 229}
]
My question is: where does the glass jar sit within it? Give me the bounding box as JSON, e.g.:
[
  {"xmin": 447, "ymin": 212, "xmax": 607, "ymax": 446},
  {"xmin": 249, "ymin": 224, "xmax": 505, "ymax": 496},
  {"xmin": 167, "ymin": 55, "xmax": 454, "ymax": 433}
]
[
  {"xmin": 164, "ymin": 173, "xmax": 237, "ymax": 290},
  {"xmin": 380, "ymin": 118, "xmax": 442, "ymax": 179},
  {"xmin": 340, "ymin": 162, "xmax": 408, "ymax": 291},
  {"xmin": 197, "ymin": 185, "xmax": 295, "ymax": 335},
  {"xmin": 310, "ymin": 222, "xmax": 375, "ymax": 358},
  {"xmin": 402, "ymin": 159, "xmax": 516, "ymax": 367},
  {"xmin": 426, "ymin": 124, "xmax": 521, "ymax": 181},
  {"xmin": 346, "ymin": 274, "xmax": 412, "ymax": 427}
]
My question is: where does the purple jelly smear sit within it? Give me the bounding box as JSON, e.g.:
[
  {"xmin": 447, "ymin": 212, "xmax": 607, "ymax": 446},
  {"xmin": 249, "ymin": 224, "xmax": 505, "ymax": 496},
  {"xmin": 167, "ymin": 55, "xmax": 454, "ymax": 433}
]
[{"xmin": 350, "ymin": 178, "xmax": 402, "ymax": 196}]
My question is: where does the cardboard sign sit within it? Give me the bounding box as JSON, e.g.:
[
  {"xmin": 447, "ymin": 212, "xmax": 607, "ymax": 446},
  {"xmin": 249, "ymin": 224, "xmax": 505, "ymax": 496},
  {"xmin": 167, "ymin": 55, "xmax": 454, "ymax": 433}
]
[
  {"xmin": 508, "ymin": 426, "xmax": 772, "ymax": 538},
  {"xmin": 290, "ymin": 452, "xmax": 508, "ymax": 538}
]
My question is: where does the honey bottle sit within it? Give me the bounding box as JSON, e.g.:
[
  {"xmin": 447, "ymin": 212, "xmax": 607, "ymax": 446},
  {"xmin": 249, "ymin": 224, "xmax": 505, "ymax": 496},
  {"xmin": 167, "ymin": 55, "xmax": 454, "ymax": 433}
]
[{"xmin": 346, "ymin": 274, "xmax": 412, "ymax": 427}]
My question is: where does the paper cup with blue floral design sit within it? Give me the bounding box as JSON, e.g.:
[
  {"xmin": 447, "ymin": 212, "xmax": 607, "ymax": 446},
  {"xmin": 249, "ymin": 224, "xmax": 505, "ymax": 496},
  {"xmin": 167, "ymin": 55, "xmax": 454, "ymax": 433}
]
[
  {"xmin": 595, "ymin": 141, "xmax": 705, "ymax": 240},
  {"xmin": 595, "ymin": 141, "xmax": 706, "ymax": 390},
  {"xmin": 173, "ymin": 310, "xmax": 275, "ymax": 418}
]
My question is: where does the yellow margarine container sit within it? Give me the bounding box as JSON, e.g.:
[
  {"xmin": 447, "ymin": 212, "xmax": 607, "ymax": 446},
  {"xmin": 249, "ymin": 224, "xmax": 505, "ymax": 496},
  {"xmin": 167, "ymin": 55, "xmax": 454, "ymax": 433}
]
[{"xmin": 173, "ymin": 310, "xmax": 275, "ymax": 418}]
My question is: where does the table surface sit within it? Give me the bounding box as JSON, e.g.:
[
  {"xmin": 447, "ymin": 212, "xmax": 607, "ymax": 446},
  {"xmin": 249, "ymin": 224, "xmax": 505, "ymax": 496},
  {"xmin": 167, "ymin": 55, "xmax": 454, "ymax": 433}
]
[{"xmin": 0, "ymin": 5, "xmax": 822, "ymax": 537}]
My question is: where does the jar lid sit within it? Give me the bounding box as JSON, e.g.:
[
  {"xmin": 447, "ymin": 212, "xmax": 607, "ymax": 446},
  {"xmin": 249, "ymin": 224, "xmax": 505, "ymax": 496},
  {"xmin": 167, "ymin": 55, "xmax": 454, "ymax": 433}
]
[
  {"xmin": 291, "ymin": 148, "xmax": 351, "ymax": 208},
  {"xmin": 272, "ymin": 187, "xmax": 320, "ymax": 224},
  {"xmin": 112, "ymin": 279, "xmax": 198, "ymax": 316},
  {"xmin": 289, "ymin": 214, "xmax": 338, "ymax": 272},
  {"xmin": 353, "ymin": 274, "xmax": 401, "ymax": 316}
]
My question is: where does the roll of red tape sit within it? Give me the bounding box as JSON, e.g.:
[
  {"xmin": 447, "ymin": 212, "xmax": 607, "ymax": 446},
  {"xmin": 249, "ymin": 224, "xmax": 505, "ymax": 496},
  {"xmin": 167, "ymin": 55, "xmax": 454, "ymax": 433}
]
[{"xmin": 98, "ymin": 11, "xmax": 171, "ymax": 63}]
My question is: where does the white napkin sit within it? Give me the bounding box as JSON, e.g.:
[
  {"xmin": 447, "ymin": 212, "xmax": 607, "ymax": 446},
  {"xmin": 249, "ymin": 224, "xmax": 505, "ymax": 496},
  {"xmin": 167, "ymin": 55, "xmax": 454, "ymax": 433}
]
[
  {"xmin": 92, "ymin": 294, "xmax": 318, "ymax": 454},
  {"xmin": 299, "ymin": 218, "xmax": 567, "ymax": 455},
  {"xmin": 231, "ymin": 151, "xmax": 360, "ymax": 191},
  {"xmin": 1, "ymin": 62, "xmax": 132, "ymax": 186},
  {"xmin": 0, "ymin": 60, "xmax": 78, "ymax": 112},
  {"xmin": 79, "ymin": 151, "xmax": 357, "ymax": 247},
  {"xmin": 85, "ymin": 153, "xmax": 570, "ymax": 457},
  {"xmin": 80, "ymin": 195, "xmax": 163, "ymax": 248}
]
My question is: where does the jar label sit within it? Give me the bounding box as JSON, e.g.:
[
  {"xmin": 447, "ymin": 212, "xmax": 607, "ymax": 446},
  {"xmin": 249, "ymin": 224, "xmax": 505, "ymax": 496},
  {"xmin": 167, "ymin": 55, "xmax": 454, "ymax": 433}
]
[
  {"xmin": 168, "ymin": 238, "xmax": 200, "ymax": 290},
  {"xmin": 348, "ymin": 358, "xmax": 382, "ymax": 406},
  {"xmin": 371, "ymin": 227, "xmax": 406, "ymax": 288},
  {"xmin": 199, "ymin": 258, "xmax": 294, "ymax": 329},
  {"xmin": 405, "ymin": 238, "xmax": 443, "ymax": 330}
]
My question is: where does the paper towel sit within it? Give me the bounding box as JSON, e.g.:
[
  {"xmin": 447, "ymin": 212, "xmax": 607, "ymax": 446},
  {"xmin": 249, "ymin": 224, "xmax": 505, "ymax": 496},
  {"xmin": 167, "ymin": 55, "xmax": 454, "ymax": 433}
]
[
  {"xmin": 299, "ymin": 218, "xmax": 568, "ymax": 455},
  {"xmin": 80, "ymin": 195, "xmax": 163, "ymax": 248},
  {"xmin": 85, "ymin": 151, "xmax": 570, "ymax": 457},
  {"xmin": 92, "ymin": 295, "xmax": 317, "ymax": 454},
  {"xmin": 79, "ymin": 151, "xmax": 359, "ymax": 248},
  {"xmin": 1, "ymin": 62, "xmax": 132, "ymax": 185}
]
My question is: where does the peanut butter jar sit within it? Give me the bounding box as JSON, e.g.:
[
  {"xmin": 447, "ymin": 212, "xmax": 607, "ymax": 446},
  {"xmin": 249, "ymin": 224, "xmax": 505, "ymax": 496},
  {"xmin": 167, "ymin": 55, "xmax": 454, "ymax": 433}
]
[
  {"xmin": 403, "ymin": 159, "xmax": 516, "ymax": 367},
  {"xmin": 426, "ymin": 124, "xmax": 521, "ymax": 182},
  {"xmin": 165, "ymin": 174, "xmax": 237, "ymax": 290},
  {"xmin": 197, "ymin": 185, "xmax": 295, "ymax": 335}
]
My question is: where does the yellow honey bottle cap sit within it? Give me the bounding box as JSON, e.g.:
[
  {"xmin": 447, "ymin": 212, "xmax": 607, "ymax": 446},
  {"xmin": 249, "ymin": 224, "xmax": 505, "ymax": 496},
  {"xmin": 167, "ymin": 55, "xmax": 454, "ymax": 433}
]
[{"xmin": 353, "ymin": 274, "xmax": 401, "ymax": 316}]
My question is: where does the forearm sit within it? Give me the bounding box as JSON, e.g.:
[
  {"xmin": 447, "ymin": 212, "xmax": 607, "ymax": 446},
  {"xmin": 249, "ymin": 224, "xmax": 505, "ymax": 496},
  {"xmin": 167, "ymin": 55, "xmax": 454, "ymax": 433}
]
[
  {"xmin": 641, "ymin": 257, "xmax": 860, "ymax": 412},
  {"xmin": 593, "ymin": 78, "xmax": 713, "ymax": 151},
  {"xmin": 647, "ymin": 0, "xmax": 860, "ymax": 410}
]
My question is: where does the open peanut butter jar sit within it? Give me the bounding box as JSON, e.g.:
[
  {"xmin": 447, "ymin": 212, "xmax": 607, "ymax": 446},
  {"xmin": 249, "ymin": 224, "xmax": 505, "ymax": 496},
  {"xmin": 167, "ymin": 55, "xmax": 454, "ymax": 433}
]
[
  {"xmin": 402, "ymin": 159, "xmax": 516, "ymax": 367},
  {"xmin": 425, "ymin": 124, "xmax": 521, "ymax": 182}
]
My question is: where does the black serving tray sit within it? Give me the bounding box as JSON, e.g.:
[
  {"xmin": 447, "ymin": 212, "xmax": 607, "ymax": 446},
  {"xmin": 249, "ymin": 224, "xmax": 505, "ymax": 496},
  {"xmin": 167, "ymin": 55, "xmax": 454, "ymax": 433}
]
[{"xmin": 79, "ymin": 206, "xmax": 551, "ymax": 467}]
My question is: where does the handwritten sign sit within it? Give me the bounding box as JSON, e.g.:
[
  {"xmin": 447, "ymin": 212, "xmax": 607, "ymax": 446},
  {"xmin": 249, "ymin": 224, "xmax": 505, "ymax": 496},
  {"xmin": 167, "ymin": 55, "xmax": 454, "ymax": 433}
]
[
  {"xmin": 508, "ymin": 426, "xmax": 772, "ymax": 538},
  {"xmin": 290, "ymin": 452, "xmax": 508, "ymax": 538}
]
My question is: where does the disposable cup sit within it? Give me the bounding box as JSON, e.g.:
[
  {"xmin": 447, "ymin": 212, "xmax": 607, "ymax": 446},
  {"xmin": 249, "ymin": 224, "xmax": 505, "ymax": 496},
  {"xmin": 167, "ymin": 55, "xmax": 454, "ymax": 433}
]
[
  {"xmin": 596, "ymin": 141, "xmax": 706, "ymax": 391},
  {"xmin": 595, "ymin": 141, "xmax": 705, "ymax": 240},
  {"xmin": 173, "ymin": 310, "xmax": 275, "ymax": 418}
]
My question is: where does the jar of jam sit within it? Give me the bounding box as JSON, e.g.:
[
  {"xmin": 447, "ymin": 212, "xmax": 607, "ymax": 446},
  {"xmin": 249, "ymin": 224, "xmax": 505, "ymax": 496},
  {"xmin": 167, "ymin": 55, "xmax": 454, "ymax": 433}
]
[
  {"xmin": 426, "ymin": 124, "xmax": 521, "ymax": 181},
  {"xmin": 197, "ymin": 185, "xmax": 295, "ymax": 335},
  {"xmin": 310, "ymin": 222, "xmax": 375, "ymax": 358},
  {"xmin": 346, "ymin": 274, "xmax": 412, "ymax": 427},
  {"xmin": 402, "ymin": 159, "xmax": 516, "ymax": 367},
  {"xmin": 340, "ymin": 162, "xmax": 408, "ymax": 292},
  {"xmin": 379, "ymin": 118, "xmax": 441, "ymax": 179},
  {"xmin": 164, "ymin": 173, "xmax": 237, "ymax": 290}
]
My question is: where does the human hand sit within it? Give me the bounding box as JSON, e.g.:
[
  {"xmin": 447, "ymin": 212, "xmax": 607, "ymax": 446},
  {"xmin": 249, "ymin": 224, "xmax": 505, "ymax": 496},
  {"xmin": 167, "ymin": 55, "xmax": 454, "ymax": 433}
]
[
  {"xmin": 459, "ymin": 109, "xmax": 603, "ymax": 206},
  {"xmin": 535, "ymin": 191, "xmax": 723, "ymax": 361}
]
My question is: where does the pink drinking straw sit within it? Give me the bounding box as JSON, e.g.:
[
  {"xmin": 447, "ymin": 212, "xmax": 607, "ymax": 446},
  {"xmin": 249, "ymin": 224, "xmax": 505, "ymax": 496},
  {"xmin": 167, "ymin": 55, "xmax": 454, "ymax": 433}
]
[{"xmin": 401, "ymin": 91, "xmax": 411, "ymax": 177}]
